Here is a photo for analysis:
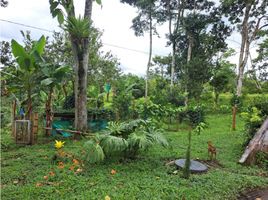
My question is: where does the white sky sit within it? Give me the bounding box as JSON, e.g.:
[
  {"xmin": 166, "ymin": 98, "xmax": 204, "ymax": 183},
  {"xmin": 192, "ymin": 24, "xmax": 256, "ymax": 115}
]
[{"xmin": 0, "ymin": 0, "xmax": 258, "ymax": 76}]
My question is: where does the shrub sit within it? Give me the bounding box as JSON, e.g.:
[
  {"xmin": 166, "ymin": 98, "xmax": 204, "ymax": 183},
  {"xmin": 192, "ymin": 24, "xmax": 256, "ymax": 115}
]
[
  {"xmin": 62, "ymin": 93, "xmax": 75, "ymax": 109},
  {"xmin": 241, "ymin": 107, "xmax": 263, "ymax": 137},
  {"xmin": 255, "ymin": 152, "xmax": 268, "ymax": 169}
]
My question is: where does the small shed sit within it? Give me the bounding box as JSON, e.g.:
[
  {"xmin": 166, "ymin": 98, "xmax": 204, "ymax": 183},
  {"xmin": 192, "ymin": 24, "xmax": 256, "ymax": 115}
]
[{"xmin": 239, "ymin": 117, "xmax": 268, "ymax": 165}]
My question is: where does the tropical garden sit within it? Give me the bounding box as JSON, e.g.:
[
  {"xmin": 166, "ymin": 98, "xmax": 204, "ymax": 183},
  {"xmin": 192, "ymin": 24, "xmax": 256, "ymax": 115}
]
[{"xmin": 0, "ymin": 0, "xmax": 268, "ymax": 199}]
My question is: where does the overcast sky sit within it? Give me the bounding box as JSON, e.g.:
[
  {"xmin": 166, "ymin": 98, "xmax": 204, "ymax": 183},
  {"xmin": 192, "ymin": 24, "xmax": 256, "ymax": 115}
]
[{"xmin": 0, "ymin": 0, "xmax": 258, "ymax": 76}]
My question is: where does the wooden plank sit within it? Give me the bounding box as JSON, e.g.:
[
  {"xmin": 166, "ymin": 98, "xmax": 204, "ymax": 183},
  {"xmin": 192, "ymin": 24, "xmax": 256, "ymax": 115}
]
[{"xmin": 15, "ymin": 120, "xmax": 31, "ymax": 144}]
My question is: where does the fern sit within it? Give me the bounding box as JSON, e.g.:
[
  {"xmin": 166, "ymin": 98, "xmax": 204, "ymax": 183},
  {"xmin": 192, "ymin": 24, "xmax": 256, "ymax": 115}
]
[
  {"xmin": 106, "ymin": 121, "xmax": 124, "ymax": 136},
  {"xmin": 144, "ymin": 127, "xmax": 168, "ymax": 147},
  {"xmin": 128, "ymin": 132, "xmax": 152, "ymax": 150},
  {"xmin": 83, "ymin": 119, "xmax": 169, "ymax": 162},
  {"xmin": 100, "ymin": 135, "xmax": 128, "ymax": 155},
  {"xmin": 82, "ymin": 140, "xmax": 105, "ymax": 164}
]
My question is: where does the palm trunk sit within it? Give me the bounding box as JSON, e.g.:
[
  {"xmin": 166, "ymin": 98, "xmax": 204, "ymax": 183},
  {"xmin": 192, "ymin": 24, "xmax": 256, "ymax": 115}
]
[{"xmin": 145, "ymin": 8, "xmax": 152, "ymax": 99}]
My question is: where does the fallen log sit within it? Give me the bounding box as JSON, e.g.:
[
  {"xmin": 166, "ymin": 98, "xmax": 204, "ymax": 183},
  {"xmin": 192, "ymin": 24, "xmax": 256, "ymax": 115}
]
[{"xmin": 239, "ymin": 117, "xmax": 268, "ymax": 165}]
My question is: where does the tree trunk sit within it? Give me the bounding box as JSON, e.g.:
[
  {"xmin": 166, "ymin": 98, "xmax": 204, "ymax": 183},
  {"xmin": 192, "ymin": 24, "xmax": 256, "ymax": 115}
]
[
  {"xmin": 26, "ymin": 87, "xmax": 32, "ymax": 120},
  {"xmin": 214, "ymin": 91, "xmax": 219, "ymax": 106},
  {"xmin": 169, "ymin": 0, "xmax": 182, "ymax": 88},
  {"xmin": 145, "ymin": 8, "xmax": 152, "ymax": 99},
  {"xmin": 236, "ymin": 3, "xmax": 251, "ymax": 97},
  {"xmin": 62, "ymin": 81, "xmax": 68, "ymax": 99},
  {"xmin": 184, "ymin": 34, "xmax": 193, "ymax": 107},
  {"xmin": 233, "ymin": 3, "xmax": 251, "ymax": 132},
  {"xmin": 187, "ymin": 35, "xmax": 193, "ymax": 63},
  {"xmin": 171, "ymin": 42, "xmax": 176, "ymax": 87},
  {"xmin": 73, "ymin": 42, "xmax": 89, "ymax": 132},
  {"xmin": 45, "ymin": 86, "xmax": 53, "ymax": 136},
  {"xmin": 70, "ymin": 0, "xmax": 92, "ymax": 132},
  {"xmin": 232, "ymin": 106, "xmax": 237, "ymax": 131},
  {"xmin": 84, "ymin": 0, "xmax": 93, "ymax": 19}
]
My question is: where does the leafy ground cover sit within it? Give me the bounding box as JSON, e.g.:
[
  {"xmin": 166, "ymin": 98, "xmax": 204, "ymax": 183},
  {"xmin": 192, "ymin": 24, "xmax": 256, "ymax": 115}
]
[{"xmin": 1, "ymin": 114, "xmax": 268, "ymax": 200}]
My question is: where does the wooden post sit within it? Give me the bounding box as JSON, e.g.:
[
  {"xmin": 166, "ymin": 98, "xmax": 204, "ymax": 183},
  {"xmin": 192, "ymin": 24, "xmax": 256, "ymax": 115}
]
[
  {"xmin": 232, "ymin": 106, "xmax": 237, "ymax": 131},
  {"xmin": 31, "ymin": 112, "xmax": 38, "ymax": 144},
  {"xmin": 11, "ymin": 100, "xmax": 16, "ymax": 137}
]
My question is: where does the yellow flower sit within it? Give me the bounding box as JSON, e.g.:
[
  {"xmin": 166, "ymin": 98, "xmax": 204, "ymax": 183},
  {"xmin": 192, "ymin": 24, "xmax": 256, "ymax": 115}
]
[
  {"xmin": 105, "ymin": 195, "xmax": 111, "ymax": 200},
  {"xmin": 55, "ymin": 140, "xmax": 65, "ymax": 149}
]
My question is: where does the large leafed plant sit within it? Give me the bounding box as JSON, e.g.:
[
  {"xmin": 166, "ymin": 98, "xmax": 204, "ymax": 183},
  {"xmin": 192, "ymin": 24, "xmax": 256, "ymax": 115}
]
[{"xmin": 81, "ymin": 119, "xmax": 168, "ymax": 164}]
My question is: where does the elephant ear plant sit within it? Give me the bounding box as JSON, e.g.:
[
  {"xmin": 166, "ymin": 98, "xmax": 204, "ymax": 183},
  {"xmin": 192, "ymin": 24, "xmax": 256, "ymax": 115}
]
[{"xmin": 81, "ymin": 119, "xmax": 169, "ymax": 164}]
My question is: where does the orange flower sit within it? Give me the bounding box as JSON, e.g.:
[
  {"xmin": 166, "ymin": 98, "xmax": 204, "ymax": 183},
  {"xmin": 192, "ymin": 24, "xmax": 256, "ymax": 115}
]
[
  {"xmin": 72, "ymin": 159, "xmax": 79, "ymax": 165},
  {"xmin": 111, "ymin": 169, "xmax": 116, "ymax": 175},
  {"xmin": 49, "ymin": 171, "xmax": 55, "ymax": 176},
  {"xmin": 58, "ymin": 161, "xmax": 64, "ymax": 165},
  {"xmin": 58, "ymin": 164, "xmax": 64, "ymax": 169},
  {"xmin": 69, "ymin": 165, "xmax": 75, "ymax": 171},
  {"xmin": 58, "ymin": 162, "xmax": 64, "ymax": 169},
  {"xmin": 35, "ymin": 182, "xmax": 43, "ymax": 187},
  {"xmin": 43, "ymin": 176, "xmax": 48, "ymax": 180}
]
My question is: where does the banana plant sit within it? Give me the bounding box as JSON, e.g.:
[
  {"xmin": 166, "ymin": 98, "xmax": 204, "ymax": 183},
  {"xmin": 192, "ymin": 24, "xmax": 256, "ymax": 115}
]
[
  {"xmin": 11, "ymin": 36, "xmax": 46, "ymax": 119},
  {"xmin": 40, "ymin": 63, "xmax": 71, "ymax": 134}
]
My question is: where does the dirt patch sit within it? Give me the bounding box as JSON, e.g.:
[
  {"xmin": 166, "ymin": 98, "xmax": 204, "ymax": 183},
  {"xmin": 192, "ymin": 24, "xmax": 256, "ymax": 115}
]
[{"xmin": 237, "ymin": 187, "xmax": 268, "ymax": 200}]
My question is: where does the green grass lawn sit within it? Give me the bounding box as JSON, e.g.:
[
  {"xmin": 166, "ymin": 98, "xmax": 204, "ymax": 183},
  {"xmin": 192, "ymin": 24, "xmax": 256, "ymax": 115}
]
[{"xmin": 1, "ymin": 114, "xmax": 268, "ymax": 200}]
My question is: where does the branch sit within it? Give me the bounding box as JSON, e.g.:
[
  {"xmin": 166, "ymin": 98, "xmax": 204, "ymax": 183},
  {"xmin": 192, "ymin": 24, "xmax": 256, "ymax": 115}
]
[
  {"xmin": 259, "ymin": 23, "xmax": 268, "ymax": 30},
  {"xmin": 250, "ymin": 15, "xmax": 268, "ymax": 42}
]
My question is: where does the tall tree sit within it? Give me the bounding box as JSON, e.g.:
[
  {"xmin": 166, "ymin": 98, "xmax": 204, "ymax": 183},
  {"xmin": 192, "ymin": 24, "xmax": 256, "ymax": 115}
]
[
  {"xmin": 164, "ymin": 0, "xmax": 185, "ymax": 87},
  {"xmin": 49, "ymin": 0, "xmax": 101, "ymax": 131},
  {"xmin": 174, "ymin": 2, "xmax": 230, "ymax": 101},
  {"xmin": 210, "ymin": 49, "xmax": 236, "ymax": 105},
  {"xmin": 121, "ymin": 0, "xmax": 162, "ymax": 98},
  {"xmin": 221, "ymin": 0, "xmax": 268, "ymax": 96}
]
